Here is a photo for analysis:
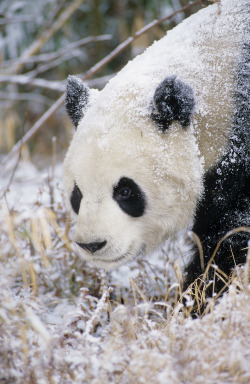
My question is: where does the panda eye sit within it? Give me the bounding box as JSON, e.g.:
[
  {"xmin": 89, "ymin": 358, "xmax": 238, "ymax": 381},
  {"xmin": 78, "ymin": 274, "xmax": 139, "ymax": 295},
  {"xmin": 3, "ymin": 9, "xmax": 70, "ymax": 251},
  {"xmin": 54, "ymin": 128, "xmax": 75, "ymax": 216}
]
[
  {"xmin": 113, "ymin": 177, "xmax": 146, "ymax": 218},
  {"xmin": 117, "ymin": 187, "xmax": 132, "ymax": 200},
  {"xmin": 70, "ymin": 182, "xmax": 83, "ymax": 214}
]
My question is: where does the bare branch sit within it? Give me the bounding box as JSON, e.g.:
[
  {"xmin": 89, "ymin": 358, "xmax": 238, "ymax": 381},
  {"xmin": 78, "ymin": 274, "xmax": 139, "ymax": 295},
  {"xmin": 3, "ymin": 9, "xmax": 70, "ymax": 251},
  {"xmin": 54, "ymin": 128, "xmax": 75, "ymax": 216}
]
[
  {"xmin": 24, "ymin": 51, "xmax": 83, "ymax": 78},
  {"xmin": 87, "ymin": 75, "xmax": 114, "ymax": 88},
  {"xmin": 84, "ymin": 0, "xmax": 202, "ymax": 80},
  {"xmin": 0, "ymin": 91, "xmax": 51, "ymax": 105},
  {"xmin": 42, "ymin": 0, "xmax": 68, "ymax": 31},
  {"xmin": 0, "ymin": 73, "xmax": 113, "ymax": 92},
  {"xmin": 0, "ymin": 16, "xmax": 34, "ymax": 25},
  {"xmin": 2, "ymin": 93, "xmax": 66, "ymax": 167},
  {"xmin": 0, "ymin": 75, "xmax": 65, "ymax": 91},
  {"xmin": 9, "ymin": 0, "xmax": 86, "ymax": 74},
  {"xmin": 23, "ymin": 36, "xmax": 112, "ymax": 78},
  {"xmin": 2, "ymin": 35, "xmax": 112, "ymax": 68}
]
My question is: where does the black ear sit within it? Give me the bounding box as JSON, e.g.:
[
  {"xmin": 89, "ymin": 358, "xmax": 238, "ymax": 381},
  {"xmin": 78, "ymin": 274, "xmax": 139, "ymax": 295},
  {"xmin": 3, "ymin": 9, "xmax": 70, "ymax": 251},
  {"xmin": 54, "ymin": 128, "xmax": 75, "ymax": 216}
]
[
  {"xmin": 65, "ymin": 75, "xmax": 89, "ymax": 129},
  {"xmin": 151, "ymin": 76, "xmax": 195, "ymax": 132}
]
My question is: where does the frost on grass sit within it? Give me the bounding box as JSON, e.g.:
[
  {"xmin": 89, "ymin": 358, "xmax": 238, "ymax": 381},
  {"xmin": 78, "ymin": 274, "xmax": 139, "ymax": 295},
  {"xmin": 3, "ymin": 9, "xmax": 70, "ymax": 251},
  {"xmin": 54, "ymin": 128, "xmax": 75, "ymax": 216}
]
[
  {"xmin": 1, "ymin": 159, "xmax": 250, "ymax": 383},
  {"xmin": 1, "ymin": 0, "xmax": 250, "ymax": 380}
]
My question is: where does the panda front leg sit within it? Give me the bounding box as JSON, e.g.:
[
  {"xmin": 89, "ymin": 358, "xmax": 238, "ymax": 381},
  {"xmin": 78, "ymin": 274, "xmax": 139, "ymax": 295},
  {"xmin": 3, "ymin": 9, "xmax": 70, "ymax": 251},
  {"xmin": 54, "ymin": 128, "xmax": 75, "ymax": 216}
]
[{"xmin": 183, "ymin": 136, "xmax": 250, "ymax": 296}]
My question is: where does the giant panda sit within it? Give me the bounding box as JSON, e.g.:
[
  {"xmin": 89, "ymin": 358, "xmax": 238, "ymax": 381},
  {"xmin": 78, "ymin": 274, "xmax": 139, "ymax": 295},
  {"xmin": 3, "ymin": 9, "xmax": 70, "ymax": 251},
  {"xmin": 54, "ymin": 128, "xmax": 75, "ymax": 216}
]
[{"xmin": 64, "ymin": 0, "xmax": 249, "ymax": 294}]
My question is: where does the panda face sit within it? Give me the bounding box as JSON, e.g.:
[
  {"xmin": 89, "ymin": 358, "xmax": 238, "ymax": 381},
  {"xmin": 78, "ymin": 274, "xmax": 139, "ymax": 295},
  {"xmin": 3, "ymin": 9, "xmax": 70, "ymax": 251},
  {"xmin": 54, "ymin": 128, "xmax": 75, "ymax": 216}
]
[
  {"xmin": 69, "ymin": 177, "xmax": 147, "ymax": 265},
  {"xmin": 64, "ymin": 135, "xmax": 151, "ymax": 268},
  {"xmin": 65, "ymin": 177, "xmax": 146, "ymax": 267},
  {"xmin": 63, "ymin": 81, "xmax": 203, "ymax": 269}
]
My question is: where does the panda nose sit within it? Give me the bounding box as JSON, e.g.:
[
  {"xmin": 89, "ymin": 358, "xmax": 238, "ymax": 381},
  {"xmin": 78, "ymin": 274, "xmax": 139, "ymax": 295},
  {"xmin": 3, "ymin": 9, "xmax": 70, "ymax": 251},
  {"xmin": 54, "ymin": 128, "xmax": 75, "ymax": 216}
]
[{"xmin": 76, "ymin": 240, "xmax": 107, "ymax": 253}]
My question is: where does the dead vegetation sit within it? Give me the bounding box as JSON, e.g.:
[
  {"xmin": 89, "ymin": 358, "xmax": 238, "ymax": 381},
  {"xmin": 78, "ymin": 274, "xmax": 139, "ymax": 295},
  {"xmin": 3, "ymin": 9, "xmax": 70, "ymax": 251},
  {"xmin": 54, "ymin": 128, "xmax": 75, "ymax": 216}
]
[
  {"xmin": 0, "ymin": 162, "xmax": 250, "ymax": 384},
  {"xmin": 1, "ymin": 1, "xmax": 249, "ymax": 382}
]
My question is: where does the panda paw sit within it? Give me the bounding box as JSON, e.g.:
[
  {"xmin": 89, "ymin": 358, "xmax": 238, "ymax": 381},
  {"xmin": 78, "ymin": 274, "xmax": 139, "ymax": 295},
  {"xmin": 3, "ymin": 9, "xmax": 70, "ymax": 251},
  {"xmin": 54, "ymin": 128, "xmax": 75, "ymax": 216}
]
[{"xmin": 151, "ymin": 75, "xmax": 195, "ymax": 132}]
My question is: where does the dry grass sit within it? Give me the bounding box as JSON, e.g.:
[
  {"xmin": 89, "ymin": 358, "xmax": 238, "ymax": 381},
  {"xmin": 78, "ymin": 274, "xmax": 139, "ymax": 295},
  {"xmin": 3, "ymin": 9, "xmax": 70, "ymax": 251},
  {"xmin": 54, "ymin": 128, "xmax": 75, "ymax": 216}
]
[{"xmin": 0, "ymin": 161, "xmax": 250, "ymax": 384}]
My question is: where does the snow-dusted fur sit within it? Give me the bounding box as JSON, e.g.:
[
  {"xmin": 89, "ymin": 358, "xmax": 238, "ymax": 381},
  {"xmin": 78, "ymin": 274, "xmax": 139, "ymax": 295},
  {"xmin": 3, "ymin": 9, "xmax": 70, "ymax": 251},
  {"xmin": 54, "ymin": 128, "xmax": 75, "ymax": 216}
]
[{"xmin": 64, "ymin": 0, "xmax": 249, "ymax": 271}]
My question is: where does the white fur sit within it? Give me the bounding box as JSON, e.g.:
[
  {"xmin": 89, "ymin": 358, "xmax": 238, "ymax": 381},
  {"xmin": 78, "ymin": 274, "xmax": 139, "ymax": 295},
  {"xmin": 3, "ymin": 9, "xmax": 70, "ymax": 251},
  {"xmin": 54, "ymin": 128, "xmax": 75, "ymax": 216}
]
[{"xmin": 64, "ymin": 0, "xmax": 248, "ymax": 269}]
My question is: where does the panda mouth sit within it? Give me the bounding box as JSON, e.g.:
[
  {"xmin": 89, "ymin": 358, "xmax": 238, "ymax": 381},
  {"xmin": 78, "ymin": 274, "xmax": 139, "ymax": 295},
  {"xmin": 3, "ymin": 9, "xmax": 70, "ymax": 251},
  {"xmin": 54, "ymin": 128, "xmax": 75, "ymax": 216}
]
[
  {"xmin": 75, "ymin": 240, "xmax": 146, "ymax": 267},
  {"xmin": 94, "ymin": 243, "xmax": 146, "ymax": 264}
]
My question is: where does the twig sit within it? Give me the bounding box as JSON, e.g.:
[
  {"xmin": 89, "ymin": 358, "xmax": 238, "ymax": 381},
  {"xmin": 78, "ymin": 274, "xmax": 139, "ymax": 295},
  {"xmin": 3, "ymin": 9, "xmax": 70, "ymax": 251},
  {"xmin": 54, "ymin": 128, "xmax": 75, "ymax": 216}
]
[
  {"xmin": 0, "ymin": 91, "xmax": 51, "ymax": 104},
  {"xmin": 0, "ymin": 73, "xmax": 114, "ymax": 91},
  {"xmin": 42, "ymin": 0, "xmax": 68, "ymax": 31},
  {"xmin": 0, "ymin": 16, "xmax": 34, "ymax": 25},
  {"xmin": 84, "ymin": 286, "xmax": 112, "ymax": 336},
  {"xmin": 2, "ymin": 35, "xmax": 112, "ymax": 68},
  {"xmin": 2, "ymin": 94, "xmax": 66, "ymax": 167},
  {"xmin": 0, "ymin": 75, "xmax": 65, "ymax": 91},
  {"xmin": 9, "ymin": 0, "xmax": 86, "ymax": 74},
  {"xmin": 1, "ymin": 0, "xmax": 203, "ymax": 166},
  {"xmin": 24, "ymin": 35, "xmax": 112, "ymax": 78},
  {"xmin": 84, "ymin": 0, "xmax": 202, "ymax": 81},
  {"xmin": 25, "ymin": 51, "xmax": 83, "ymax": 78}
]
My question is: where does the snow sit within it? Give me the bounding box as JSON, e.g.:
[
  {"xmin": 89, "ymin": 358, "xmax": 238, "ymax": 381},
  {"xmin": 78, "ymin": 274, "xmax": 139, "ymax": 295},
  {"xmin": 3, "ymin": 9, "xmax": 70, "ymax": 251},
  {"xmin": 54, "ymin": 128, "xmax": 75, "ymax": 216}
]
[
  {"xmin": 1, "ymin": 154, "xmax": 250, "ymax": 384},
  {"xmin": 75, "ymin": 0, "xmax": 248, "ymax": 174},
  {"xmin": 1, "ymin": 0, "xmax": 250, "ymax": 382}
]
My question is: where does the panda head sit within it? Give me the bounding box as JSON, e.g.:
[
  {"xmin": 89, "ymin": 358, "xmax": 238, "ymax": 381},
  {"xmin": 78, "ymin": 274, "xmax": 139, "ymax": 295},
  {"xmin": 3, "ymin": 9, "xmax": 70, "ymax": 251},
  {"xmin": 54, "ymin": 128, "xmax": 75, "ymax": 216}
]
[{"xmin": 64, "ymin": 75, "xmax": 203, "ymax": 269}]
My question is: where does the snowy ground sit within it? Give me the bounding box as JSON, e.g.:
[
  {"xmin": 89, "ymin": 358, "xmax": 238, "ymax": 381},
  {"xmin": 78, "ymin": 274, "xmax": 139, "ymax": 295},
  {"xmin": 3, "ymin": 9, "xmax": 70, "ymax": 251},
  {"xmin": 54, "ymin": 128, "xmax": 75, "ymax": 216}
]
[{"xmin": 0, "ymin": 158, "xmax": 250, "ymax": 384}]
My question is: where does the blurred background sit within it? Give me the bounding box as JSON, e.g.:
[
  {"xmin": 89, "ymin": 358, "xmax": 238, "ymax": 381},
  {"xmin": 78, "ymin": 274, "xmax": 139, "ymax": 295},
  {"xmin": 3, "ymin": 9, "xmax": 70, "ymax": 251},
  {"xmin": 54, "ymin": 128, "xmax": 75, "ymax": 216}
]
[{"xmin": 0, "ymin": 0, "xmax": 207, "ymax": 167}]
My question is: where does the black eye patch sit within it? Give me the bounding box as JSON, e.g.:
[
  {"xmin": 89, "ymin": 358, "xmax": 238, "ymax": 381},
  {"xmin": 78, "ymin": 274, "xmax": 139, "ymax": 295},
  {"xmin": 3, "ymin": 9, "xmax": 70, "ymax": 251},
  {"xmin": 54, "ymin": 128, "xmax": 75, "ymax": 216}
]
[
  {"xmin": 113, "ymin": 177, "xmax": 146, "ymax": 217},
  {"xmin": 70, "ymin": 182, "xmax": 83, "ymax": 214}
]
